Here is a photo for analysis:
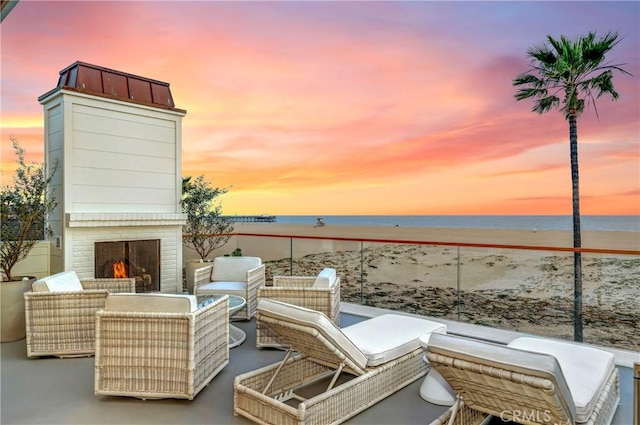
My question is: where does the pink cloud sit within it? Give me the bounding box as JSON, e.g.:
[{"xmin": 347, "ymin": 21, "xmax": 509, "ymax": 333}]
[{"xmin": 2, "ymin": 1, "xmax": 638, "ymax": 215}]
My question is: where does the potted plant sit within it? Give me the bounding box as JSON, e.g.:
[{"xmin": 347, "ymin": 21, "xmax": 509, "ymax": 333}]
[
  {"xmin": 181, "ymin": 175, "xmax": 233, "ymax": 294},
  {"xmin": 1, "ymin": 138, "xmax": 58, "ymax": 342}
]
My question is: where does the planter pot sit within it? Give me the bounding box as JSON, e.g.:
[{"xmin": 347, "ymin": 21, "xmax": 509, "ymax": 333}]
[
  {"xmin": 1, "ymin": 276, "xmax": 36, "ymax": 343},
  {"xmin": 185, "ymin": 259, "xmax": 212, "ymax": 294}
]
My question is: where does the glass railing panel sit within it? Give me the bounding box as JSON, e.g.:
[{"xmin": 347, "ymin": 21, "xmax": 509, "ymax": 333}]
[
  {"xmin": 235, "ymin": 235, "xmax": 293, "ymax": 283},
  {"xmin": 456, "ymin": 247, "xmax": 576, "ymax": 341},
  {"xmin": 357, "ymin": 242, "xmax": 460, "ymax": 320},
  {"xmin": 260, "ymin": 237, "xmax": 360, "ymax": 289},
  {"xmin": 289, "ymin": 238, "xmax": 360, "ymax": 276},
  {"xmin": 581, "ymin": 252, "xmax": 639, "ymax": 351},
  {"xmin": 234, "ymin": 232, "xmax": 639, "ymax": 351}
]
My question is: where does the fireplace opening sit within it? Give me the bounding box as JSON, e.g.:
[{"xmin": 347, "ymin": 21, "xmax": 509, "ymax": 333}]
[{"xmin": 95, "ymin": 239, "xmax": 160, "ymax": 292}]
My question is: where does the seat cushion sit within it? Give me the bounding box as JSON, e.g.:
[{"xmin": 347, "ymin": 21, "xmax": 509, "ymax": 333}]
[
  {"xmin": 198, "ymin": 281, "xmax": 247, "ymax": 293},
  {"xmin": 508, "ymin": 337, "xmax": 615, "ymax": 423},
  {"xmin": 212, "ymin": 257, "xmax": 261, "ymax": 282},
  {"xmin": 33, "ymin": 271, "xmax": 83, "ymax": 292},
  {"xmin": 342, "ymin": 314, "xmax": 446, "ymax": 366},
  {"xmin": 105, "ymin": 293, "xmax": 198, "ymax": 313}
]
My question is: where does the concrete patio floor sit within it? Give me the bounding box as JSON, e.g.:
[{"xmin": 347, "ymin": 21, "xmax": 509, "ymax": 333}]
[{"xmin": 1, "ymin": 312, "xmax": 635, "ymax": 425}]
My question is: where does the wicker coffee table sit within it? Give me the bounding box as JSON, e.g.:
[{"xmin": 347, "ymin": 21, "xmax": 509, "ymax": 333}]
[{"xmin": 198, "ymin": 294, "xmax": 247, "ymax": 348}]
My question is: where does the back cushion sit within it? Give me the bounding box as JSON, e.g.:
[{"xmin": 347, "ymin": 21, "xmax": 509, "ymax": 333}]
[
  {"xmin": 105, "ymin": 293, "xmax": 197, "ymax": 313},
  {"xmin": 33, "ymin": 271, "xmax": 83, "ymax": 292},
  {"xmin": 313, "ymin": 268, "xmax": 337, "ymax": 288},
  {"xmin": 212, "ymin": 257, "xmax": 261, "ymax": 282},
  {"xmin": 258, "ymin": 299, "xmax": 368, "ymax": 370}
]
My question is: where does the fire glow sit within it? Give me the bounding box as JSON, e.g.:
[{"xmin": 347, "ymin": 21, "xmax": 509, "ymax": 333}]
[{"xmin": 112, "ymin": 261, "xmax": 128, "ymax": 279}]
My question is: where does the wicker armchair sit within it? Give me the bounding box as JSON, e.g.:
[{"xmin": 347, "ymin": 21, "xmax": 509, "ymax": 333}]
[
  {"xmin": 193, "ymin": 256, "xmax": 265, "ymax": 320},
  {"xmin": 24, "ymin": 271, "xmax": 135, "ymax": 358},
  {"xmin": 256, "ymin": 268, "xmax": 340, "ymax": 349},
  {"xmin": 95, "ymin": 293, "xmax": 229, "ymax": 400}
]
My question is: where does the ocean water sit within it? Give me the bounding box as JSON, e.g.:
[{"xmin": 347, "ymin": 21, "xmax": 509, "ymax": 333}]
[{"xmin": 275, "ymin": 215, "xmax": 640, "ymax": 232}]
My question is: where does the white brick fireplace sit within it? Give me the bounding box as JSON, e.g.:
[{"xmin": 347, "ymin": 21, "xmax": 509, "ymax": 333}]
[{"xmin": 38, "ymin": 62, "xmax": 187, "ymax": 293}]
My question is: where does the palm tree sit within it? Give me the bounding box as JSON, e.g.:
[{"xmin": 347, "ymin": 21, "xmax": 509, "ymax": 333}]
[{"xmin": 513, "ymin": 31, "xmax": 630, "ymax": 342}]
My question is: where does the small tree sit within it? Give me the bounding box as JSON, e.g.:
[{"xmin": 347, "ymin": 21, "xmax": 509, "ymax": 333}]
[
  {"xmin": 1, "ymin": 138, "xmax": 58, "ymax": 282},
  {"xmin": 181, "ymin": 175, "xmax": 234, "ymax": 259}
]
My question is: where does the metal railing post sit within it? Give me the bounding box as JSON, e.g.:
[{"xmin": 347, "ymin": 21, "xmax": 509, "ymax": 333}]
[
  {"xmin": 360, "ymin": 241, "xmax": 364, "ymax": 305},
  {"xmin": 456, "ymin": 246, "xmax": 461, "ymax": 321},
  {"xmin": 289, "ymin": 238, "xmax": 293, "ymax": 276},
  {"xmin": 634, "ymin": 362, "xmax": 639, "ymax": 425}
]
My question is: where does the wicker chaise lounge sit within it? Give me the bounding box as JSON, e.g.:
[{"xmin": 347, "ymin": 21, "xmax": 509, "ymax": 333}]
[
  {"xmin": 426, "ymin": 333, "xmax": 620, "ymax": 425},
  {"xmin": 234, "ymin": 299, "xmax": 447, "ymax": 425},
  {"xmin": 257, "ymin": 267, "xmax": 341, "ymax": 349},
  {"xmin": 24, "ymin": 271, "xmax": 135, "ymax": 358},
  {"xmin": 94, "ymin": 293, "xmax": 229, "ymax": 400}
]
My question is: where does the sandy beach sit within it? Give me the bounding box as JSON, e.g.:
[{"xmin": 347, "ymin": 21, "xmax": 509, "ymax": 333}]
[{"xmin": 188, "ymin": 222, "xmax": 640, "ymax": 351}]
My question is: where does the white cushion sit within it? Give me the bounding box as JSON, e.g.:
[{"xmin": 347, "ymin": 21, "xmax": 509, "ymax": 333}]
[
  {"xmin": 33, "ymin": 271, "xmax": 83, "ymax": 292},
  {"xmin": 198, "ymin": 281, "xmax": 247, "ymax": 292},
  {"xmin": 31, "ymin": 281, "xmax": 49, "ymax": 292},
  {"xmin": 105, "ymin": 293, "xmax": 198, "ymax": 313},
  {"xmin": 342, "ymin": 315, "xmax": 446, "ymax": 366},
  {"xmin": 313, "ymin": 268, "xmax": 337, "ymax": 288},
  {"xmin": 508, "ymin": 337, "xmax": 615, "ymax": 423},
  {"xmin": 211, "ymin": 257, "xmax": 261, "ymax": 282},
  {"xmin": 258, "ymin": 299, "xmax": 369, "ymax": 370}
]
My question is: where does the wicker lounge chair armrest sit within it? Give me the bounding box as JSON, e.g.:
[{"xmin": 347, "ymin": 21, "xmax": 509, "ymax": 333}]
[
  {"xmin": 247, "ymin": 264, "xmax": 265, "ymax": 278},
  {"xmin": 193, "ymin": 264, "xmax": 214, "ymax": 289},
  {"xmin": 81, "ymin": 278, "xmax": 136, "ymax": 292},
  {"xmin": 25, "ymin": 289, "xmax": 110, "ymax": 298},
  {"xmin": 246, "ymin": 264, "xmax": 266, "ymax": 290},
  {"xmin": 272, "ymin": 276, "xmax": 316, "ymax": 288},
  {"xmin": 244, "ymin": 265, "xmax": 266, "ymax": 318},
  {"xmin": 194, "ymin": 293, "xmax": 229, "ymax": 318},
  {"xmin": 96, "ymin": 309, "xmax": 195, "ymax": 321},
  {"xmin": 25, "ymin": 289, "xmax": 111, "ymax": 314},
  {"xmin": 260, "ymin": 279, "xmax": 340, "ymax": 297},
  {"xmin": 25, "ymin": 290, "xmax": 111, "ymax": 324}
]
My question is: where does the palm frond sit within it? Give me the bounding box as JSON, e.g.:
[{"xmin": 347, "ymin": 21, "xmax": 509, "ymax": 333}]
[{"xmin": 513, "ymin": 31, "xmax": 629, "ymax": 120}]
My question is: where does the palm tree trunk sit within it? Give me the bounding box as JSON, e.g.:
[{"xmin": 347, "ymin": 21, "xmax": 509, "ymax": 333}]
[{"xmin": 569, "ymin": 114, "xmax": 583, "ymax": 342}]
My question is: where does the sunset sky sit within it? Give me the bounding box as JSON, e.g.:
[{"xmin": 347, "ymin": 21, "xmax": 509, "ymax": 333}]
[{"xmin": 2, "ymin": 1, "xmax": 639, "ymax": 215}]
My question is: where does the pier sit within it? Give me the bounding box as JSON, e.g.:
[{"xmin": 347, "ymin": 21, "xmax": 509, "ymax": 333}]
[{"xmin": 223, "ymin": 215, "xmax": 277, "ymax": 223}]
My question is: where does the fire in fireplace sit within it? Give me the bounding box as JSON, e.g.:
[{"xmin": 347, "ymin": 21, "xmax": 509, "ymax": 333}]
[{"xmin": 95, "ymin": 239, "xmax": 160, "ymax": 292}]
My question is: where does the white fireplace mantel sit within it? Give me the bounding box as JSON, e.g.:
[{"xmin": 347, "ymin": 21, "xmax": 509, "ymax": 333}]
[{"xmin": 66, "ymin": 213, "xmax": 186, "ymax": 228}]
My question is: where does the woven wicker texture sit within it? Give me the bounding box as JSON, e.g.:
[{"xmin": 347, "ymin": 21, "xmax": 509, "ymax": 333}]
[
  {"xmin": 193, "ymin": 262, "xmax": 265, "ymax": 320},
  {"xmin": 94, "ymin": 295, "xmax": 229, "ymax": 400},
  {"xmin": 427, "ymin": 352, "xmax": 620, "ymax": 425},
  {"xmin": 24, "ymin": 278, "xmax": 135, "ymax": 358},
  {"xmin": 257, "ymin": 276, "xmax": 340, "ymax": 349}
]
